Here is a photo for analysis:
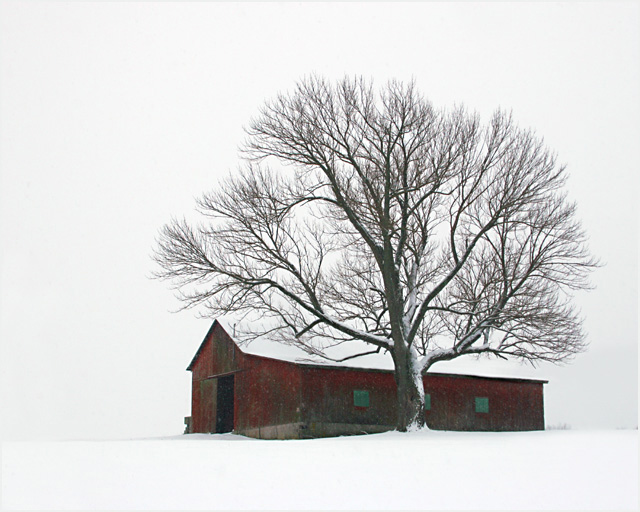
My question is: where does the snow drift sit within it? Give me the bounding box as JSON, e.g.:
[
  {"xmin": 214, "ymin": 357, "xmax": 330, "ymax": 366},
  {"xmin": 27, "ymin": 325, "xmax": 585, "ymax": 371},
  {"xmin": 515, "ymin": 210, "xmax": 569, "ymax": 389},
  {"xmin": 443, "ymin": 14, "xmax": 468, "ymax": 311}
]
[{"xmin": 2, "ymin": 429, "xmax": 637, "ymax": 510}]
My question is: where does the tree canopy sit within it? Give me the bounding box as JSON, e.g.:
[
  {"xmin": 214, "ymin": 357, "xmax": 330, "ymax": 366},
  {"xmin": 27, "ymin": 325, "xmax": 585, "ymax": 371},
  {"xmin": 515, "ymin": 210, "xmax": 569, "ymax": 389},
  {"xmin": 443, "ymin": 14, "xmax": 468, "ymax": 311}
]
[{"xmin": 154, "ymin": 76, "xmax": 598, "ymax": 429}]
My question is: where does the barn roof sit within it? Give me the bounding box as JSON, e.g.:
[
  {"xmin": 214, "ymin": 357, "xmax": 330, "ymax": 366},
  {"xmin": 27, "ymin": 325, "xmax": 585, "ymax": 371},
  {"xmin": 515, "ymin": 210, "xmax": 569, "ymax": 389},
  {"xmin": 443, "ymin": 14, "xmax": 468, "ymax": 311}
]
[{"xmin": 187, "ymin": 319, "xmax": 548, "ymax": 384}]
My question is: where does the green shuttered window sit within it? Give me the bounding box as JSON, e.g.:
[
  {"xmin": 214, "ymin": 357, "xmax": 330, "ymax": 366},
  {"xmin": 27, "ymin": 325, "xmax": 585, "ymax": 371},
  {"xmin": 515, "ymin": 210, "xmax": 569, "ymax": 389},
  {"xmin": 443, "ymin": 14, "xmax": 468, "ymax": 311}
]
[
  {"xmin": 425, "ymin": 393, "xmax": 431, "ymax": 411},
  {"xmin": 475, "ymin": 397, "xmax": 489, "ymax": 413},
  {"xmin": 353, "ymin": 390, "xmax": 370, "ymax": 407}
]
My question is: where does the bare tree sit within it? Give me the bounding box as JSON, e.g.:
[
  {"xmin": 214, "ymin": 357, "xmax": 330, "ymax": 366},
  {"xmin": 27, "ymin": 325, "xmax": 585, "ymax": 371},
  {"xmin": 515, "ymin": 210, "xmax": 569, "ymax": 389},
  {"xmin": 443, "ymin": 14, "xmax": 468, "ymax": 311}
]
[{"xmin": 154, "ymin": 76, "xmax": 598, "ymax": 431}]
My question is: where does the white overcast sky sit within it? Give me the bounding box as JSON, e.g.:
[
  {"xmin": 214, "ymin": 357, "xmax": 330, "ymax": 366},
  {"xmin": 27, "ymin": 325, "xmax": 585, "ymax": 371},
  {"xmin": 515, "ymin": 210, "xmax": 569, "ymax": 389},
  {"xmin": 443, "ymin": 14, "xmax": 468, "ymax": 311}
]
[{"xmin": 1, "ymin": 2, "xmax": 638, "ymax": 440}]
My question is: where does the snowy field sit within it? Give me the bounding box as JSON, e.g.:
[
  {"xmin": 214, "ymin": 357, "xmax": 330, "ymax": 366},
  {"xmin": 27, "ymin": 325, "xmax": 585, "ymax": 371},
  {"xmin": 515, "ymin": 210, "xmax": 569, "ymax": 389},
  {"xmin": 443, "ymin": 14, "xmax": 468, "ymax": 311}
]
[{"xmin": 2, "ymin": 429, "xmax": 637, "ymax": 510}]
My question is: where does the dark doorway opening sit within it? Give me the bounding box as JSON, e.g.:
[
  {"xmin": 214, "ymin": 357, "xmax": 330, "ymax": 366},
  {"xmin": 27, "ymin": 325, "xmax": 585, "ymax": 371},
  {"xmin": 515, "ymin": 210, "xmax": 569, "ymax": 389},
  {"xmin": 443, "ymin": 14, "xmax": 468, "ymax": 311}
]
[{"xmin": 216, "ymin": 375, "xmax": 235, "ymax": 433}]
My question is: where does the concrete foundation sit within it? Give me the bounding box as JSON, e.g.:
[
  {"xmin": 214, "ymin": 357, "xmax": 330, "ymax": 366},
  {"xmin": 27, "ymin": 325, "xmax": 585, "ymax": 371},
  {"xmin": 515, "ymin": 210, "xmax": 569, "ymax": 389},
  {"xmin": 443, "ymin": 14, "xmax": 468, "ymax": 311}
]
[{"xmin": 238, "ymin": 422, "xmax": 394, "ymax": 440}]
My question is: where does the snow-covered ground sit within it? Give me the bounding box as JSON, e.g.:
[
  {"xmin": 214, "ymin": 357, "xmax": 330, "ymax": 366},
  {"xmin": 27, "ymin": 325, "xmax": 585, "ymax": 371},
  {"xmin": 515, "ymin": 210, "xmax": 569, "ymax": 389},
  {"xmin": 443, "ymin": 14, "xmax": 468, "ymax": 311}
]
[{"xmin": 2, "ymin": 429, "xmax": 637, "ymax": 510}]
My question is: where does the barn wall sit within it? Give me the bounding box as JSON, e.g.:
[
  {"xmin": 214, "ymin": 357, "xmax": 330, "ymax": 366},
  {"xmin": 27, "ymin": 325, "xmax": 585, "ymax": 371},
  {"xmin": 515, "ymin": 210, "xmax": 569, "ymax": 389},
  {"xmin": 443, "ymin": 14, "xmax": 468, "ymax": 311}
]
[
  {"xmin": 234, "ymin": 355, "xmax": 303, "ymax": 438},
  {"xmin": 189, "ymin": 322, "xmax": 244, "ymax": 433},
  {"xmin": 189, "ymin": 335, "xmax": 213, "ymax": 433},
  {"xmin": 296, "ymin": 366, "xmax": 544, "ymax": 435},
  {"xmin": 424, "ymin": 374, "xmax": 544, "ymax": 431},
  {"xmin": 300, "ymin": 366, "xmax": 397, "ymax": 437}
]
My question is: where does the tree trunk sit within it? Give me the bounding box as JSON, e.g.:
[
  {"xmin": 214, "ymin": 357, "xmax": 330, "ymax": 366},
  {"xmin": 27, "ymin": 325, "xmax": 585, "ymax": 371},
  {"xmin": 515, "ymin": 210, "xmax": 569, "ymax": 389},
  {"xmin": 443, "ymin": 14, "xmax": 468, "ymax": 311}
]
[{"xmin": 393, "ymin": 344, "xmax": 427, "ymax": 431}]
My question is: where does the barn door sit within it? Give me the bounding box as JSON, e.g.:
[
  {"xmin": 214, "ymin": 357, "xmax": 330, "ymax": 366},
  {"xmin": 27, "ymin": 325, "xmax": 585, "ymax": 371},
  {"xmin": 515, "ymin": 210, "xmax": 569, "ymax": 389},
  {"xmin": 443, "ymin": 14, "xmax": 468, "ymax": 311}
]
[
  {"xmin": 199, "ymin": 378, "xmax": 217, "ymax": 433},
  {"xmin": 215, "ymin": 375, "xmax": 235, "ymax": 433}
]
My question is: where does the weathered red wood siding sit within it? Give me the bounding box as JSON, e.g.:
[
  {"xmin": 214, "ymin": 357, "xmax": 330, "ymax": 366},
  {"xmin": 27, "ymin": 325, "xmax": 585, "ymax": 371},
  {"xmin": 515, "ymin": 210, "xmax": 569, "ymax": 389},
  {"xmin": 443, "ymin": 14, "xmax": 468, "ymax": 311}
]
[
  {"xmin": 234, "ymin": 354, "xmax": 303, "ymax": 433},
  {"xmin": 296, "ymin": 367, "xmax": 544, "ymax": 432},
  {"xmin": 423, "ymin": 374, "xmax": 544, "ymax": 431},
  {"xmin": 301, "ymin": 366, "xmax": 397, "ymax": 429},
  {"xmin": 189, "ymin": 333, "xmax": 213, "ymax": 433},
  {"xmin": 188, "ymin": 322, "xmax": 244, "ymax": 433}
]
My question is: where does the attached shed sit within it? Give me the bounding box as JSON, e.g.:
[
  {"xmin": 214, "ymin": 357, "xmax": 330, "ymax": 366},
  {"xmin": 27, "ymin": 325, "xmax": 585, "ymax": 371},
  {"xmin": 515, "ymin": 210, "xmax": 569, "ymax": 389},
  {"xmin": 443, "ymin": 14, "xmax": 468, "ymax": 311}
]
[{"xmin": 186, "ymin": 320, "xmax": 546, "ymax": 439}]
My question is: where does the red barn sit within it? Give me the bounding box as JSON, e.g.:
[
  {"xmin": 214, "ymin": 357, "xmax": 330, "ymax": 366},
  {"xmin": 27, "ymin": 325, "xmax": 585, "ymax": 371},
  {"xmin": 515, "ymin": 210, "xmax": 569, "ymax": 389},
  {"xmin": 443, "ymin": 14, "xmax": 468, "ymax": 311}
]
[{"xmin": 185, "ymin": 320, "xmax": 546, "ymax": 439}]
